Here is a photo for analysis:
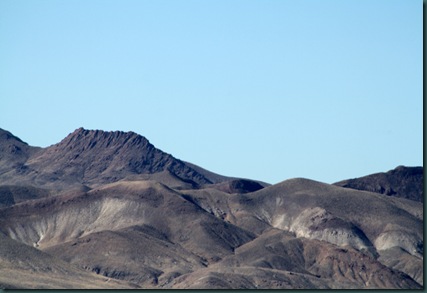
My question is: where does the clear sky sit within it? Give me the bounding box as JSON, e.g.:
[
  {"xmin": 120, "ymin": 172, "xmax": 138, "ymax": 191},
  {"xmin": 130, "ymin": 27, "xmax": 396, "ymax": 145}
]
[{"xmin": 0, "ymin": 0, "xmax": 423, "ymax": 184}]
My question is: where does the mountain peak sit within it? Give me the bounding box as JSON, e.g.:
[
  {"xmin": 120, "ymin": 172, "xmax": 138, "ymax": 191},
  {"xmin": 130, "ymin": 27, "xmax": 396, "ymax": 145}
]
[{"xmin": 23, "ymin": 127, "xmax": 212, "ymax": 188}]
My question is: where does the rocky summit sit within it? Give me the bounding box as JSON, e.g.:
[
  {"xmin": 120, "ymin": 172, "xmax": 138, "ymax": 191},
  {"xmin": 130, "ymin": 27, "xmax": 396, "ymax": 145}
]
[{"xmin": 0, "ymin": 128, "xmax": 423, "ymax": 289}]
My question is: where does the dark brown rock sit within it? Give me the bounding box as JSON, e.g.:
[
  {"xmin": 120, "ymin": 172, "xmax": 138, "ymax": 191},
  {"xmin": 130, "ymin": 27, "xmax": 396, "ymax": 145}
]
[{"xmin": 334, "ymin": 166, "xmax": 423, "ymax": 202}]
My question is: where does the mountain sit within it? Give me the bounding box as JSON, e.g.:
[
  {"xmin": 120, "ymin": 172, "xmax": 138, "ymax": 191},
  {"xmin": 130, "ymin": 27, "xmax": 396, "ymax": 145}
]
[
  {"xmin": 334, "ymin": 166, "xmax": 424, "ymax": 202},
  {"xmin": 0, "ymin": 128, "xmax": 237, "ymax": 191},
  {"xmin": 0, "ymin": 128, "xmax": 423, "ymax": 289}
]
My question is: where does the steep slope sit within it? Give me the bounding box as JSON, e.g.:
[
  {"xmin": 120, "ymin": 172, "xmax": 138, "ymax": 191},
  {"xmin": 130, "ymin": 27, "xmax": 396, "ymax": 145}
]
[{"xmin": 334, "ymin": 166, "xmax": 424, "ymax": 202}]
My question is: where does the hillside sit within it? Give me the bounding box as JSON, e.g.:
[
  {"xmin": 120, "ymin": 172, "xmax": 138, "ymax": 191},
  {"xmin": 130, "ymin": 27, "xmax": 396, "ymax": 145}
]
[{"xmin": 0, "ymin": 128, "xmax": 422, "ymax": 289}]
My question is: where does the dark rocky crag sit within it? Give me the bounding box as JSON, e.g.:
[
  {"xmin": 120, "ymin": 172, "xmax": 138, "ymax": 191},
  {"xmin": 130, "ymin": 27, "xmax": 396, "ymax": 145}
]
[{"xmin": 334, "ymin": 166, "xmax": 424, "ymax": 202}]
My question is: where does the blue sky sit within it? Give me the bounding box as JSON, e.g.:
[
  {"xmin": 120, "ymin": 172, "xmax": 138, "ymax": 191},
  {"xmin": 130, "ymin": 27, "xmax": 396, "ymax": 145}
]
[{"xmin": 0, "ymin": 0, "xmax": 423, "ymax": 184}]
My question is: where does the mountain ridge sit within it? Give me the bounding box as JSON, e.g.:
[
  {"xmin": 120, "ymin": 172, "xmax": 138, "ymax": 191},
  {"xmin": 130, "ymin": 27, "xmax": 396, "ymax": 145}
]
[
  {"xmin": 0, "ymin": 128, "xmax": 243, "ymax": 191},
  {"xmin": 0, "ymin": 127, "xmax": 423, "ymax": 289}
]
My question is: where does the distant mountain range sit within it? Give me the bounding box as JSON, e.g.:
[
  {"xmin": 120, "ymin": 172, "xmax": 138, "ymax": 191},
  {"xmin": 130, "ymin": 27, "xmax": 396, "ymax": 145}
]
[{"xmin": 0, "ymin": 128, "xmax": 423, "ymax": 289}]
